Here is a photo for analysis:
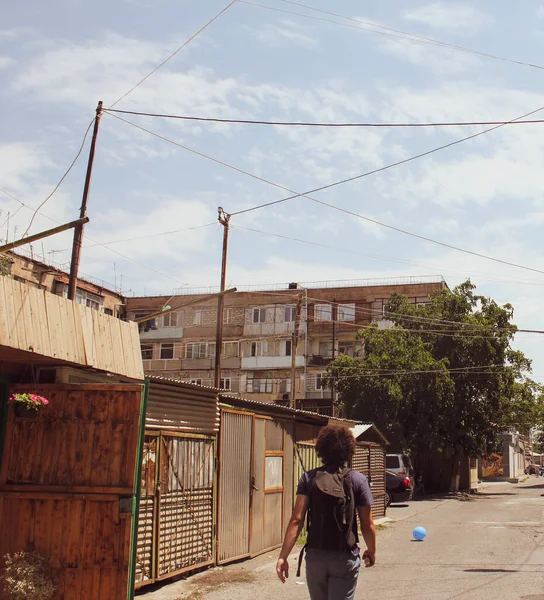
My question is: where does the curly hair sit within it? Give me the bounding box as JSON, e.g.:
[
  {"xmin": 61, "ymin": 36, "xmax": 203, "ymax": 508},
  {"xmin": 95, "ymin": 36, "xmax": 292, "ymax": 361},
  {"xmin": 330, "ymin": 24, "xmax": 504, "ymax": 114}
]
[{"xmin": 315, "ymin": 425, "xmax": 356, "ymax": 467}]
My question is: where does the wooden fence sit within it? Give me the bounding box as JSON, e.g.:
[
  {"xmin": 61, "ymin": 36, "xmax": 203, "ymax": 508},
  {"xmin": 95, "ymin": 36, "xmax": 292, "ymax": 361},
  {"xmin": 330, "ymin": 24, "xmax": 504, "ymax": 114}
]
[{"xmin": 0, "ymin": 277, "xmax": 143, "ymax": 380}]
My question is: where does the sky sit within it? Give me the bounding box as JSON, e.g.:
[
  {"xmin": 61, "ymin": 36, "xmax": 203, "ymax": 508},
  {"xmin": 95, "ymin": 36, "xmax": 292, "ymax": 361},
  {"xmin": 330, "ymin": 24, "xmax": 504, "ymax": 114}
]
[{"xmin": 2, "ymin": 1, "xmax": 544, "ymax": 375}]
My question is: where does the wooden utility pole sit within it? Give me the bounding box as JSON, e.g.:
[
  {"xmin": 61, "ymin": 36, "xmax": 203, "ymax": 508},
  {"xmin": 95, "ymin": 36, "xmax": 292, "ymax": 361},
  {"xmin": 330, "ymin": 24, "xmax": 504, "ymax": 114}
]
[
  {"xmin": 290, "ymin": 294, "xmax": 303, "ymax": 409},
  {"xmin": 68, "ymin": 101, "xmax": 103, "ymax": 300},
  {"xmin": 214, "ymin": 207, "xmax": 231, "ymax": 389}
]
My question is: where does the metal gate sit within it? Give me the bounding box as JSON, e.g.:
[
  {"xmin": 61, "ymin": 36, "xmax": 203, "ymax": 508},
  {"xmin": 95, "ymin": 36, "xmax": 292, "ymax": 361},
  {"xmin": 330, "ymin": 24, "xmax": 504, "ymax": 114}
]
[
  {"xmin": 352, "ymin": 444, "xmax": 386, "ymax": 519},
  {"xmin": 135, "ymin": 432, "xmax": 216, "ymax": 587}
]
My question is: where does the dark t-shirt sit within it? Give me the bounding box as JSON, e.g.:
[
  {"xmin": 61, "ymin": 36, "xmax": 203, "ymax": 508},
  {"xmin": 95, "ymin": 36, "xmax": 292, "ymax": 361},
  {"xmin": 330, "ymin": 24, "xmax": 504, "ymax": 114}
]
[
  {"xmin": 297, "ymin": 467, "xmax": 374, "ymax": 556},
  {"xmin": 297, "ymin": 467, "xmax": 374, "ymax": 507}
]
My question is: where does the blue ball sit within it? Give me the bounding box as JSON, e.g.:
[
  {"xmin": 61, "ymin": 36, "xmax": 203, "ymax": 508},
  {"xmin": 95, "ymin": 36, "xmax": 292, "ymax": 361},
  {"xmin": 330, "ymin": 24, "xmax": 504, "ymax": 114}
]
[{"xmin": 413, "ymin": 526, "xmax": 427, "ymax": 541}]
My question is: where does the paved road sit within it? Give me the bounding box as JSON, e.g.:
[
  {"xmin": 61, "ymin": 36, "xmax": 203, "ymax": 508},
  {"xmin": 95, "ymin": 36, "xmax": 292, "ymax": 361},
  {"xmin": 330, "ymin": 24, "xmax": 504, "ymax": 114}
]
[{"xmin": 140, "ymin": 478, "xmax": 544, "ymax": 600}]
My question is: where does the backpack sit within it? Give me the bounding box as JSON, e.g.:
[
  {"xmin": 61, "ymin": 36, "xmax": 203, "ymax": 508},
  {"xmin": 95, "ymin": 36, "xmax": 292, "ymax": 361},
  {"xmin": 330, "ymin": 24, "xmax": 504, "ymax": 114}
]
[{"xmin": 296, "ymin": 467, "xmax": 358, "ymax": 575}]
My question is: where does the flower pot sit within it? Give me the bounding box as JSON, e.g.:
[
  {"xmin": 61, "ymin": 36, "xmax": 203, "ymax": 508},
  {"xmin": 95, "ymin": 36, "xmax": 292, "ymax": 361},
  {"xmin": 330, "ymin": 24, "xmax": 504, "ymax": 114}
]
[{"xmin": 13, "ymin": 404, "xmax": 38, "ymax": 419}]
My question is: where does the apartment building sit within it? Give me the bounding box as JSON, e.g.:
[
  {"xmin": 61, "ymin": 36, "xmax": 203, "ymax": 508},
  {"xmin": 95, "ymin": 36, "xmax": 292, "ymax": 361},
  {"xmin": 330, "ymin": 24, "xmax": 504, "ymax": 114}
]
[
  {"xmin": 3, "ymin": 248, "xmax": 125, "ymax": 316},
  {"xmin": 126, "ymin": 276, "xmax": 447, "ymax": 415}
]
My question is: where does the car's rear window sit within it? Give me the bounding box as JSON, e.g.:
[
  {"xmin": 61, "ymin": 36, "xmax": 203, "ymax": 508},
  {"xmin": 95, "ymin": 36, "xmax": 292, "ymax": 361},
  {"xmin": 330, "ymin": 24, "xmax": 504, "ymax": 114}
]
[{"xmin": 386, "ymin": 456, "xmax": 400, "ymax": 469}]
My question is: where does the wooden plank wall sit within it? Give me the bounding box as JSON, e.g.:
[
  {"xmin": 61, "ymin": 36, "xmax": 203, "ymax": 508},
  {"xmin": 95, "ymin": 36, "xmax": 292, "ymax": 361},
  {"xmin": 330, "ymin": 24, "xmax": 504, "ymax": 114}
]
[
  {"xmin": 0, "ymin": 277, "xmax": 144, "ymax": 380},
  {"xmin": 0, "ymin": 384, "xmax": 144, "ymax": 600}
]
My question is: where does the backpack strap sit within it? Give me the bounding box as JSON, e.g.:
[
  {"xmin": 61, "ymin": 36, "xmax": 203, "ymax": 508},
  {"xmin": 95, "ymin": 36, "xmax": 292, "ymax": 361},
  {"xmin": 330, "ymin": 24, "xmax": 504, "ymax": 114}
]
[{"xmin": 296, "ymin": 544, "xmax": 306, "ymax": 577}]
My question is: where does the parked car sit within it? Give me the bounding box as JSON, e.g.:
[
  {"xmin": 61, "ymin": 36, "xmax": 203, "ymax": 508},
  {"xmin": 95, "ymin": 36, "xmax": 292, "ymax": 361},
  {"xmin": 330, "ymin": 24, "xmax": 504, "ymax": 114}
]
[
  {"xmin": 386, "ymin": 469, "xmax": 413, "ymax": 506},
  {"xmin": 386, "ymin": 453, "xmax": 414, "ymax": 477},
  {"xmin": 526, "ymin": 464, "xmax": 541, "ymax": 475}
]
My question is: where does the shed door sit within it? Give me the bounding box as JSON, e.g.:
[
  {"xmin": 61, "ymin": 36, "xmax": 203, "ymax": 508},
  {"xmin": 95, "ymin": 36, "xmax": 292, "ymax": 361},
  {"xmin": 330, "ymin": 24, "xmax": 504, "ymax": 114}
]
[
  {"xmin": 218, "ymin": 411, "xmax": 252, "ymax": 563},
  {"xmin": 0, "ymin": 383, "xmax": 144, "ymax": 600},
  {"xmin": 250, "ymin": 418, "xmax": 285, "ymax": 556}
]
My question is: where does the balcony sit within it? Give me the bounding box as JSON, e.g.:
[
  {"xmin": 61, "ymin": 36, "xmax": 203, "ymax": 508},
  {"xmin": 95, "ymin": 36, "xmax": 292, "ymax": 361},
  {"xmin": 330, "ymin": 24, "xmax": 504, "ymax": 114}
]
[
  {"xmin": 139, "ymin": 326, "xmax": 184, "ymax": 340},
  {"xmin": 241, "ymin": 355, "xmax": 305, "ymax": 370},
  {"xmin": 308, "ymin": 354, "xmax": 332, "ymax": 367}
]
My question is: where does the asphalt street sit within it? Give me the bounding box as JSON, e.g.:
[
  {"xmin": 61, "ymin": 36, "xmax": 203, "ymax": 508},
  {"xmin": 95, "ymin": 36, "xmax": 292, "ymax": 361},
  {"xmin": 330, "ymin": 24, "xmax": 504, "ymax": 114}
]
[{"xmin": 140, "ymin": 478, "xmax": 544, "ymax": 600}]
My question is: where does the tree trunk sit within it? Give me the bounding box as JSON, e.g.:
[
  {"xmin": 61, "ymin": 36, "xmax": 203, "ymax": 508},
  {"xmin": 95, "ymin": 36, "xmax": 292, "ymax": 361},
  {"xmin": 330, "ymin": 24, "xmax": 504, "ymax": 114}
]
[{"xmin": 449, "ymin": 447, "xmax": 462, "ymax": 493}]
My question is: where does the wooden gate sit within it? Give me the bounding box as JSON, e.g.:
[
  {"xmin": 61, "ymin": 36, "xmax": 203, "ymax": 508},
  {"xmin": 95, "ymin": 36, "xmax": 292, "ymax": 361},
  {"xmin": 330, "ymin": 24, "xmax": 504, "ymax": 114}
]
[
  {"xmin": 135, "ymin": 432, "xmax": 216, "ymax": 586},
  {"xmin": 0, "ymin": 384, "xmax": 144, "ymax": 600}
]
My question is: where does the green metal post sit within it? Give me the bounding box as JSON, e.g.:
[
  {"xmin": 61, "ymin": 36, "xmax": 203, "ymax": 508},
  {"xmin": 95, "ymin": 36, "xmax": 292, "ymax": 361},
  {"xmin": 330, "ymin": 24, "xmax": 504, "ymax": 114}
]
[{"xmin": 128, "ymin": 380, "xmax": 149, "ymax": 599}]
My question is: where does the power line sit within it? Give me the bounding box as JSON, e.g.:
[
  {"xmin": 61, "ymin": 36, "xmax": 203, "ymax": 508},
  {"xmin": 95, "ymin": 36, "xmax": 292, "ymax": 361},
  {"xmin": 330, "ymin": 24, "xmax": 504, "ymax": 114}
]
[
  {"xmin": 231, "ymin": 104, "xmax": 544, "ymax": 216},
  {"xmin": 230, "ymin": 224, "xmax": 544, "ymax": 287},
  {"xmin": 243, "ymin": 0, "xmax": 544, "ymax": 73},
  {"xmin": 20, "ymin": 118, "xmax": 96, "ymax": 238},
  {"xmin": 108, "ymin": 106, "xmax": 544, "ymax": 277},
  {"xmin": 103, "ymin": 107, "xmax": 544, "ymax": 128},
  {"xmin": 109, "ymin": 0, "xmax": 237, "ymax": 108},
  {"xmin": 57, "ymin": 222, "xmax": 217, "ymax": 251},
  {"xmin": 0, "ymin": 188, "xmax": 193, "ymax": 288}
]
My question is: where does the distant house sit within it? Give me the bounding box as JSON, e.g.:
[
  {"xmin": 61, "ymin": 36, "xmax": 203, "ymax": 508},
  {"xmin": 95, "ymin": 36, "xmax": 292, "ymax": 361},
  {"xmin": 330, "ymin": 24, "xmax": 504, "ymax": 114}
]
[{"xmin": 3, "ymin": 247, "xmax": 125, "ymax": 317}]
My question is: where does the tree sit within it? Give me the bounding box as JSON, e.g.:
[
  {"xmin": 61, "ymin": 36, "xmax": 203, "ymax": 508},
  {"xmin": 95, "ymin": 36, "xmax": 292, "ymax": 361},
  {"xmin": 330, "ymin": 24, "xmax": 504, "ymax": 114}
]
[{"xmin": 327, "ymin": 280, "xmax": 544, "ymax": 491}]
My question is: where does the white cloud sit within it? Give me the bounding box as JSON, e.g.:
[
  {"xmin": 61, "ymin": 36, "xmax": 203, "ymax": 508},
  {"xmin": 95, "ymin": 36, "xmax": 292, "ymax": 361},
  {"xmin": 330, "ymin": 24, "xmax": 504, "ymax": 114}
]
[
  {"xmin": 0, "ymin": 56, "xmax": 15, "ymax": 69},
  {"xmin": 404, "ymin": 3, "xmax": 493, "ymax": 34},
  {"xmin": 537, "ymin": 6, "xmax": 544, "ymax": 19},
  {"xmin": 253, "ymin": 20, "xmax": 317, "ymax": 48},
  {"xmin": 378, "ymin": 37, "xmax": 480, "ymax": 73}
]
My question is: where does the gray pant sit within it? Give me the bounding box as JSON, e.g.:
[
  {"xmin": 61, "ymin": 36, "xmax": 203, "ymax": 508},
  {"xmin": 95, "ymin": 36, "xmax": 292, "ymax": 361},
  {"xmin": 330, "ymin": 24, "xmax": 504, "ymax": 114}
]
[{"xmin": 305, "ymin": 549, "xmax": 361, "ymax": 600}]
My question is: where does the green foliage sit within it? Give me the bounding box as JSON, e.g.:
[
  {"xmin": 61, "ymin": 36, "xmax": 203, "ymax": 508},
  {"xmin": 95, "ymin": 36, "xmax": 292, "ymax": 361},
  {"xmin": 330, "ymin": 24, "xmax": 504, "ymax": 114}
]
[
  {"xmin": 0, "ymin": 253, "xmax": 12, "ymax": 276},
  {"xmin": 327, "ymin": 280, "xmax": 544, "ymax": 457}
]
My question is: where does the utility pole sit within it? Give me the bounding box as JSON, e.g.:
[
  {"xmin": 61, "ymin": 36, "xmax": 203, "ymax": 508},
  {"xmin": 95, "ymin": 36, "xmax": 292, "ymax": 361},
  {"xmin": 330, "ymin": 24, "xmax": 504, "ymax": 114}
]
[
  {"xmin": 214, "ymin": 207, "xmax": 231, "ymax": 389},
  {"xmin": 331, "ymin": 298, "xmax": 336, "ymax": 416},
  {"xmin": 68, "ymin": 101, "xmax": 103, "ymax": 300},
  {"xmin": 290, "ymin": 294, "xmax": 303, "ymax": 409}
]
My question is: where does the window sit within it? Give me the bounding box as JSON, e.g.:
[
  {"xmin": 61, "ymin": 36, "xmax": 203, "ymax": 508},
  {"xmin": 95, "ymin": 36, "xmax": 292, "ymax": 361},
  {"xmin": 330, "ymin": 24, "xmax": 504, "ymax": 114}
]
[
  {"xmin": 135, "ymin": 313, "xmax": 157, "ymax": 332},
  {"xmin": 160, "ymin": 343, "xmax": 174, "ymax": 359},
  {"xmin": 190, "ymin": 378, "xmax": 203, "ymax": 386},
  {"xmin": 104, "ymin": 308, "xmax": 113, "ymax": 316},
  {"xmin": 223, "ymin": 308, "xmax": 233, "ymax": 324},
  {"xmin": 75, "ymin": 289, "xmax": 103, "ymax": 311},
  {"xmin": 338, "ymin": 342, "xmax": 355, "ymax": 357},
  {"xmin": 316, "ymin": 374, "xmax": 328, "ymax": 390},
  {"xmin": 338, "ymin": 303, "xmax": 355, "ymax": 322},
  {"xmin": 314, "ymin": 304, "xmax": 332, "ymax": 321},
  {"xmin": 162, "ymin": 312, "xmax": 179, "ymax": 327},
  {"xmin": 222, "ymin": 341, "xmax": 239, "ymax": 357},
  {"xmin": 193, "ymin": 310, "xmax": 203, "ymax": 325},
  {"xmin": 250, "ymin": 341, "xmax": 268, "ymax": 357},
  {"xmin": 282, "ymin": 339, "xmax": 292, "ymax": 356},
  {"xmin": 371, "ymin": 299, "xmax": 388, "ymax": 318},
  {"xmin": 219, "ymin": 377, "xmax": 232, "ymax": 391},
  {"xmin": 265, "ymin": 456, "xmax": 283, "ymax": 489},
  {"xmin": 319, "ymin": 341, "xmax": 333, "ymax": 357},
  {"xmin": 284, "ymin": 306, "xmax": 296, "ymax": 322},
  {"xmin": 141, "ymin": 344, "xmax": 153, "ymax": 360},
  {"xmin": 252, "ymin": 307, "xmax": 267, "ymax": 323},
  {"xmin": 186, "ymin": 343, "xmax": 207, "ymax": 359},
  {"xmin": 247, "ymin": 378, "xmax": 273, "ymax": 393}
]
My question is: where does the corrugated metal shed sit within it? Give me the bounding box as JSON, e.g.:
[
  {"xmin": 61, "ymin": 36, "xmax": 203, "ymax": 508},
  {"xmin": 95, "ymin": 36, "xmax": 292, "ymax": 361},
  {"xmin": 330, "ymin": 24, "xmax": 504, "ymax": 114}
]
[
  {"xmin": 350, "ymin": 423, "xmax": 389, "ymax": 446},
  {"xmin": 146, "ymin": 377, "xmax": 220, "ymax": 434}
]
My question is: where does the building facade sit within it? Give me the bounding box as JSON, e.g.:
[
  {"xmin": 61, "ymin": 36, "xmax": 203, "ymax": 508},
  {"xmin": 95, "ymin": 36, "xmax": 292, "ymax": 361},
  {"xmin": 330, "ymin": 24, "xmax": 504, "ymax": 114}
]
[
  {"xmin": 3, "ymin": 248, "xmax": 125, "ymax": 316},
  {"xmin": 126, "ymin": 276, "xmax": 447, "ymax": 415}
]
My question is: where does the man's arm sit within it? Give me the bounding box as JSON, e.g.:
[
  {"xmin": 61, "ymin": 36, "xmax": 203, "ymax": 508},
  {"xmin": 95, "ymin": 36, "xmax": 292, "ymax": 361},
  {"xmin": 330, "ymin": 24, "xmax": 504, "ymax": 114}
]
[
  {"xmin": 357, "ymin": 505, "xmax": 376, "ymax": 567},
  {"xmin": 276, "ymin": 494, "xmax": 309, "ymax": 582}
]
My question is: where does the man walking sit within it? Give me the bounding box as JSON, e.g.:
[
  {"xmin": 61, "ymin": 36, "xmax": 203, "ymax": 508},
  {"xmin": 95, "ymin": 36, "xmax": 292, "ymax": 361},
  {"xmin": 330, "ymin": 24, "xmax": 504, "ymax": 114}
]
[{"xmin": 276, "ymin": 426, "xmax": 376, "ymax": 600}]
